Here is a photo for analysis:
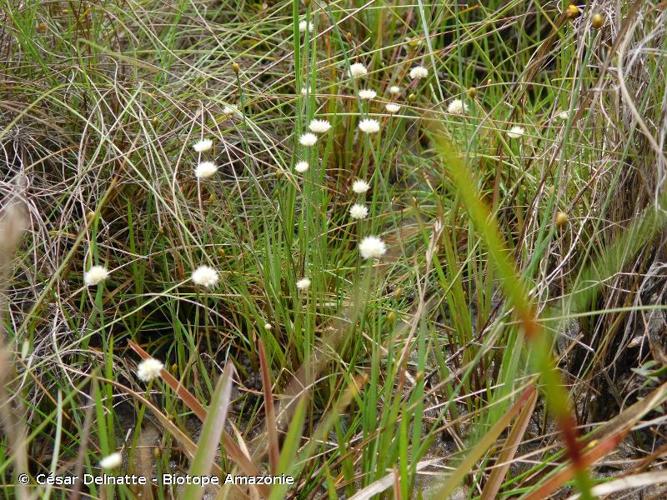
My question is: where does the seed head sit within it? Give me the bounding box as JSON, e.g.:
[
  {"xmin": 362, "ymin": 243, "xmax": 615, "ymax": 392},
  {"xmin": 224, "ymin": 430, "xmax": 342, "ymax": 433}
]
[
  {"xmin": 299, "ymin": 133, "xmax": 318, "ymax": 146},
  {"xmin": 359, "ymin": 236, "xmax": 387, "ymax": 260},
  {"xmin": 137, "ymin": 358, "xmax": 164, "ymax": 382}
]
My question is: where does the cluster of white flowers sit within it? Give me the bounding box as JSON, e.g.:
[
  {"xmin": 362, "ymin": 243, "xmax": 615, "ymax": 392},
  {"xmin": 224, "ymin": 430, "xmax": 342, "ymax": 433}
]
[
  {"xmin": 298, "ymin": 19, "xmax": 314, "ymax": 33},
  {"xmin": 309, "ymin": 119, "xmax": 331, "ymax": 133},
  {"xmin": 447, "ymin": 99, "xmax": 468, "ymax": 115},
  {"xmin": 295, "ymin": 161, "xmax": 309, "ymax": 173},
  {"xmin": 359, "ymin": 236, "xmax": 387, "ymax": 259},
  {"xmin": 193, "ymin": 138, "xmax": 212, "ymax": 152},
  {"xmin": 192, "ymin": 265, "xmax": 220, "ymax": 288},
  {"xmin": 358, "ymin": 118, "xmax": 380, "ymax": 134},
  {"xmin": 195, "ymin": 161, "xmax": 218, "ymax": 179},
  {"xmin": 193, "ymin": 134, "xmax": 218, "ymax": 179},
  {"xmin": 84, "ymin": 265, "xmax": 109, "ymax": 286},
  {"xmin": 99, "ymin": 452, "xmax": 122, "ymax": 470},
  {"xmin": 358, "ymin": 89, "xmax": 377, "ymax": 100},
  {"xmin": 348, "ymin": 62, "xmax": 368, "ymax": 79},
  {"xmin": 349, "ymin": 203, "xmax": 368, "ymax": 220},
  {"xmin": 507, "ymin": 126, "xmax": 525, "ymax": 139},
  {"xmin": 409, "ymin": 65, "xmax": 429, "ymax": 80},
  {"xmin": 385, "ymin": 103, "xmax": 401, "ymax": 114},
  {"xmin": 137, "ymin": 357, "xmax": 164, "ymax": 382},
  {"xmin": 299, "ymin": 132, "xmax": 318, "ymax": 146}
]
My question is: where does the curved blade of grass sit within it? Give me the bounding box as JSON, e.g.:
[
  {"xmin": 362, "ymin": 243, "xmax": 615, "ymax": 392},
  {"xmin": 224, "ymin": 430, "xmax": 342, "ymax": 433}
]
[
  {"xmin": 428, "ymin": 130, "xmax": 594, "ymax": 498},
  {"xmin": 431, "ymin": 385, "xmax": 536, "ymax": 498},
  {"xmin": 481, "ymin": 385, "xmax": 538, "ymax": 499},
  {"xmin": 185, "ymin": 362, "xmax": 235, "ymax": 500}
]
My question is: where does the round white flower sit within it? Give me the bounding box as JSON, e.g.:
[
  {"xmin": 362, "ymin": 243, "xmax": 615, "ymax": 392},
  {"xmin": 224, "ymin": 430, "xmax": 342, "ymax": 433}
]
[
  {"xmin": 352, "ymin": 179, "xmax": 370, "ymax": 194},
  {"xmin": 195, "ymin": 161, "xmax": 218, "ymax": 179},
  {"xmin": 99, "ymin": 452, "xmax": 122, "ymax": 470},
  {"xmin": 409, "ymin": 66, "xmax": 429, "ymax": 80},
  {"xmin": 137, "ymin": 358, "xmax": 164, "ymax": 382},
  {"xmin": 349, "ymin": 204, "xmax": 368, "ymax": 220},
  {"xmin": 193, "ymin": 139, "xmax": 213, "ymax": 152},
  {"xmin": 295, "ymin": 161, "xmax": 309, "ymax": 173},
  {"xmin": 298, "ymin": 20, "xmax": 314, "ymax": 33},
  {"xmin": 358, "ymin": 89, "xmax": 377, "ymax": 100},
  {"xmin": 300, "ymin": 85, "xmax": 311, "ymax": 96},
  {"xmin": 264, "ymin": 323, "xmax": 273, "ymax": 330},
  {"xmin": 359, "ymin": 236, "xmax": 387, "ymax": 260},
  {"xmin": 507, "ymin": 126, "xmax": 525, "ymax": 139},
  {"xmin": 309, "ymin": 119, "xmax": 331, "ymax": 134},
  {"xmin": 84, "ymin": 265, "xmax": 109, "ymax": 286},
  {"xmin": 557, "ymin": 110, "xmax": 569, "ymax": 120},
  {"xmin": 222, "ymin": 105, "xmax": 241, "ymax": 117},
  {"xmin": 385, "ymin": 103, "xmax": 401, "ymax": 113},
  {"xmin": 296, "ymin": 277, "xmax": 311, "ymax": 290},
  {"xmin": 389, "ymin": 85, "xmax": 401, "ymax": 95},
  {"xmin": 348, "ymin": 63, "xmax": 368, "ymax": 79},
  {"xmin": 358, "ymin": 119, "xmax": 380, "ymax": 134},
  {"xmin": 299, "ymin": 133, "xmax": 318, "ymax": 146},
  {"xmin": 447, "ymin": 99, "xmax": 468, "ymax": 115},
  {"xmin": 191, "ymin": 265, "xmax": 219, "ymax": 288}
]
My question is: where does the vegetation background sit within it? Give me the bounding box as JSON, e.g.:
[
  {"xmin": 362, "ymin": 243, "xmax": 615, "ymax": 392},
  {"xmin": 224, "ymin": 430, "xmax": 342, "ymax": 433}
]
[{"xmin": 0, "ymin": 0, "xmax": 666, "ymax": 498}]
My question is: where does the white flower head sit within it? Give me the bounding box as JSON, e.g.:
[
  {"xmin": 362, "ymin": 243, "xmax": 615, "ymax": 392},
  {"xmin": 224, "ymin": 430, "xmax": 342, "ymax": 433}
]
[
  {"xmin": 300, "ymin": 85, "xmax": 311, "ymax": 96},
  {"xmin": 195, "ymin": 161, "xmax": 218, "ymax": 179},
  {"xmin": 137, "ymin": 358, "xmax": 164, "ymax": 382},
  {"xmin": 348, "ymin": 63, "xmax": 368, "ymax": 79},
  {"xmin": 299, "ymin": 133, "xmax": 318, "ymax": 146},
  {"xmin": 99, "ymin": 452, "xmax": 122, "ymax": 470},
  {"xmin": 507, "ymin": 126, "xmax": 525, "ymax": 139},
  {"xmin": 349, "ymin": 203, "xmax": 369, "ymax": 220},
  {"xmin": 557, "ymin": 110, "xmax": 569, "ymax": 120},
  {"xmin": 358, "ymin": 118, "xmax": 380, "ymax": 134},
  {"xmin": 409, "ymin": 66, "xmax": 429, "ymax": 80},
  {"xmin": 296, "ymin": 277, "xmax": 311, "ymax": 290},
  {"xmin": 191, "ymin": 265, "xmax": 219, "ymax": 288},
  {"xmin": 359, "ymin": 236, "xmax": 387, "ymax": 260},
  {"xmin": 298, "ymin": 19, "xmax": 314, "ymax": 33},
  {"xmin": 295, "ymin": 161, "xmax": 309, "ymax": 173},
  {"xmin": 352, "ymin": 179, "xmax": 370, "ymax": 194},
  {"xmin": 84, "ymin": 265, "xmax": 109, "ymax": 286},
  {"xmin": 385, "ymin": 103, "xmax": 401, "ymax": 113},
  {"xmin": 193, "ymin": 139, "xmax": 213, "ymax": 152},
  {"xmin": 309, "ymin": 119, "xmax": 331, "ymax": 134},
  {"xmin": 222, "ymin": 104, "xmax": 241, "ymax": 117},
  {"xmin": 447, "ymin": 99, "xmax": 468, "ymax": 115},
  {"xmin": 389, "ymin": 85, "xmax": 401, "ymax": 95},
  {"xmin": 264, "ymin": 323, "xmax": 273, "ymax": 330},
  {"xmin": 358, "ymin": 89, "xmax": 377, "ymax": 100}
]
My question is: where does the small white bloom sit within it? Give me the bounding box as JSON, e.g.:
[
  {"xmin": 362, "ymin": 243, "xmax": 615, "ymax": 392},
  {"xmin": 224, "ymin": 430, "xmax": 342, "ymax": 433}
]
[
  {"xmin": 557, "ymin": 110, "xmax": 569, "ymax": 120},
  {"xmin": 222, "ymin": 105, "xmax": 241, "ymax": 117},
  {"xmin": 264, "ymin": 323, "xmax": 273, "ymax": 330},
  {"xmin": 296, "ymin": 277, "xmax": 311, "ymax": 290},
  {"xmin": 300, "ymin": 85, "xmax": 311, "ymax": 96},
  {"xmin": 352, "ymin": 179, "xmax": 370, "ymax": 194},
  {"xmin": 137, "ymin": 358, "xmax": 164, "ymax": 382},
  {"xmin": 385, "ymin": 103, "xmax": 401, "ymax": 113},
  {"xmin": 507, "ymin": 126, "xmax": 525, "ymax": 139},
  {"xmin": 84, "ymin": 265, "xmax": 109, "ymax": 286},
  {"xmin": 349, "ymin": 204, "xmax": 368, "ymax": 220},
  {"xmin": 348, "ymin": 63, "xmax": 368, "ymax": 79},
  {"xmin": 298, "ymin": 19, "xmax": 314, "ymax": 33},
  {"xmin": 193, "ymin": 139, "xmax": 213, "ymax": 152},
  {"xmin": 299, "ymin": 133, "xmax": 318, "ymax": 146},
  {"xmin": 99, "ymin": 452, "xmax": 122, "ymax": 470},
  {"xmin": 295, "ymin": 161, "xmax": 309, "ymax": 173},
  {"xmin": 191, "ymin": 265, "xmax": 219, "ymax": 288},
  {"xmin": 195, "ymin": 161, "xmax": 218, "ymax": 179},
  {"xmin": 358, "ymin": 89, "xmax": 377, "ymax": 100},
  {"xmin": 409, "ymin": 65, "xmax": 429, "ymax": 80},
  {"xmin": 358, "ymin": 118, "xmax": 380, "ymax": 134},
  {"xmin": 309, "ymin": 119, "xmax": 331, "ymax": 134},
  {"xmin": 447, "ymin": 99, "xmax": 468, "ymax": 115},
  {"xmin": 359, "ymin": 236, "xmax": 387, "ymax": 259},
  {"xmin": 389, "ymin": 85, "xmax": 401, "ymax": 95}
]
